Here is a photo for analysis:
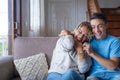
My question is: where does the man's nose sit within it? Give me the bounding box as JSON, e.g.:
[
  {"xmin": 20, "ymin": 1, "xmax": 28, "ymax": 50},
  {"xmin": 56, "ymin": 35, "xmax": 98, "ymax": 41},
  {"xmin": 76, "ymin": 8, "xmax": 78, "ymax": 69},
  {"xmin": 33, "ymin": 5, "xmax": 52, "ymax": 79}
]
[{"xmin": 96, "ymin": 26, "xmax": 100, "ymax": 32}]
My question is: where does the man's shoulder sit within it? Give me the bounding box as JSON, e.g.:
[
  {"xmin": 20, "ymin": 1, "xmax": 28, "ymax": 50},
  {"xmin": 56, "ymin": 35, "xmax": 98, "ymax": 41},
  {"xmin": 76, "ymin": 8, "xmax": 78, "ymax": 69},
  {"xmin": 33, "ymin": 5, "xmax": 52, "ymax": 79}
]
[
  {"xmin": 107, "ymin": 35, "xmax": 120, "ymax": 42},
  {"xmin": 90, "ymin": 35, "xmax": 120, "ymax": 44}
]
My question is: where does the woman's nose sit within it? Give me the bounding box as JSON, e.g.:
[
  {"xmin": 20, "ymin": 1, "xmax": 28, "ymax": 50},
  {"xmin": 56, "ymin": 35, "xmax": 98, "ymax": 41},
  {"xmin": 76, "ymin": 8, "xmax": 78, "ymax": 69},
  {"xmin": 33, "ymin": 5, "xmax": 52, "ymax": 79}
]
[{"xmin": 80, "ymin": 34, "xmax": 84, "ymax": 39}]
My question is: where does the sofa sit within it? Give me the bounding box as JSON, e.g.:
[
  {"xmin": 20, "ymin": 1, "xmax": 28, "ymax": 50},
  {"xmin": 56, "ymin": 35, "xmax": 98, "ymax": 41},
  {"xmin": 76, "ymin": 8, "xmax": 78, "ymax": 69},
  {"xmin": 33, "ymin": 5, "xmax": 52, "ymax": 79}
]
[
  {"xmin": 0, "ymin": 37, "xmax": 58, "ymax": 80},
  {"xmin": 0, "ymin": 37, "xmax": 120, "ymax": 80}
]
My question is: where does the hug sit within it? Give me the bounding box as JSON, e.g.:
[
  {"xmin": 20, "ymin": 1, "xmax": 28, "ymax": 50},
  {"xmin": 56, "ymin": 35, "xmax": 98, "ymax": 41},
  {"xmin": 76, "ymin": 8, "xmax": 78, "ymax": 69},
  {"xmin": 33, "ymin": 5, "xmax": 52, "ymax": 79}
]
[{"xmin": 46, "ymin": 13, "xmax": 120, "ymax": 80}]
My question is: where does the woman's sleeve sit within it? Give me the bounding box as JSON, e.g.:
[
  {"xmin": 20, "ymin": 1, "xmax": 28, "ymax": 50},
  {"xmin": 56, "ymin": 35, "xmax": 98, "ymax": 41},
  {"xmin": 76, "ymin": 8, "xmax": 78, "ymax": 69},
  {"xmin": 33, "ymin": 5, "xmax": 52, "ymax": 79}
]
[
  {"xmin": 77, "ymin": 56, "xmax": 92, "ymax": 73},
  {"xmin": 61, "ymin": 35, "xmax": 74, "ymax": 52}
]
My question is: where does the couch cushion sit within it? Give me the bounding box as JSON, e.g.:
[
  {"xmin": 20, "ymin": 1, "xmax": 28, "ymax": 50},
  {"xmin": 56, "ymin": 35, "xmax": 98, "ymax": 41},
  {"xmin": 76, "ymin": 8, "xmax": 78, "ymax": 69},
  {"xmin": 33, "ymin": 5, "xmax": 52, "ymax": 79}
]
[{"xmin": 14, "ymin": 53, "xmax": 48, "ymax": 80}]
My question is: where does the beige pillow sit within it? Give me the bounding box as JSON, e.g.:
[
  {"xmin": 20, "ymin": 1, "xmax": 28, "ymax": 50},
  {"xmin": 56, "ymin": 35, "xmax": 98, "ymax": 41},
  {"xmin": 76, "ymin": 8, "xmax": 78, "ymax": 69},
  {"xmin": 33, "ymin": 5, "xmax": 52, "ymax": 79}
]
[{"xmin": 14, "ymin": 53, "xmax": 48, "ymax": 80}]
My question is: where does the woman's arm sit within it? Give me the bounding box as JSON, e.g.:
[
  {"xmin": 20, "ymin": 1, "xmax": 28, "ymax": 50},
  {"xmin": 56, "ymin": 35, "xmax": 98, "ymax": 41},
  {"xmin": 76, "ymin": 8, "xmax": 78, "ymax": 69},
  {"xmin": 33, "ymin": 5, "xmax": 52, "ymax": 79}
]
[
  {"xmin": 74, "ymin": 40, "xmax": 85, "ymax": 60},
  {"xmin": 77, "ymin": 56, "xmax": 92, "ymax": 73},
  {"xmin": 61, "ymin": 35, "xmax": 74, "ymax": 52}
]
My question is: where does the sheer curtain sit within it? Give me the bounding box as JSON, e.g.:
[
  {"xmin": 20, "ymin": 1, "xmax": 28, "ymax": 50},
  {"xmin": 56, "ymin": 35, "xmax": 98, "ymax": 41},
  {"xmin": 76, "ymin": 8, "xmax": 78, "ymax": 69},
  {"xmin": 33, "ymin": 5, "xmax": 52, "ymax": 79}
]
[
  {"xmin": 29, "ymin": 0, "xmax": 45, "ymax": 37},
  {"xmin": 0, "ymin": 0, "xmax": 8, "ymax": 55}
]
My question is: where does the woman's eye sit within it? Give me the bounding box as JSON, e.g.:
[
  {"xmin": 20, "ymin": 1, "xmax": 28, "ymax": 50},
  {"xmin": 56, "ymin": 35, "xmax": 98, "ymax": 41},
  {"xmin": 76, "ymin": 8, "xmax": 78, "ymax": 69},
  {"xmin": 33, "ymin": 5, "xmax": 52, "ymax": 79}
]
[{"xmin": 78, "ymin": 30, "xmax": 82, "ymax": 34}]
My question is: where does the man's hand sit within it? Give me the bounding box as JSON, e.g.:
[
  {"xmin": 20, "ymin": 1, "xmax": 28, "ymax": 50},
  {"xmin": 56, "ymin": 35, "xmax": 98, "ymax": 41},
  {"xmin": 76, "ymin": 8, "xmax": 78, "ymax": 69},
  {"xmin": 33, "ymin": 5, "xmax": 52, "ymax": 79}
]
[{"xmin": 83, "ymin": 42, "xmax": 95, "ymax": 56}]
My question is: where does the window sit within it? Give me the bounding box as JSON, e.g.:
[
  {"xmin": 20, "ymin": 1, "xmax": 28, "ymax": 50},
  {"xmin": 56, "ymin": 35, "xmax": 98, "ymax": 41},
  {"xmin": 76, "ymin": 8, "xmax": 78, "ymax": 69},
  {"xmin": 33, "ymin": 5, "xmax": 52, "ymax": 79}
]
[{"xmin": 0, "ymin": 0, "xmax": 8, "ymax": 55}]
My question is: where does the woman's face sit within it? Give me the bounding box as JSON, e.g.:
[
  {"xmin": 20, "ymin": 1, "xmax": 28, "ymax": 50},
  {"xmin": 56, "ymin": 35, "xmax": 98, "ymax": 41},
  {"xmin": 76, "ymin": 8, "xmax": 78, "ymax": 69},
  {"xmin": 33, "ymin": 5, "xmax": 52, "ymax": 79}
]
[{"xmin": 74, "ymin": 26, "xmax": 89, "ymax": 42}]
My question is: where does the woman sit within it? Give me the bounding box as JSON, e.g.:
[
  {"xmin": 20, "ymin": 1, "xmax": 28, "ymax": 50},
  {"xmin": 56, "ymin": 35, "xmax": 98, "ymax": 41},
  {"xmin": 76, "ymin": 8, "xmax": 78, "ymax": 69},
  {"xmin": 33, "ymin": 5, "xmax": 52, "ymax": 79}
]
[{"xmin": 46, "ymin": 21, "xmax": 92, "ymax": 80}]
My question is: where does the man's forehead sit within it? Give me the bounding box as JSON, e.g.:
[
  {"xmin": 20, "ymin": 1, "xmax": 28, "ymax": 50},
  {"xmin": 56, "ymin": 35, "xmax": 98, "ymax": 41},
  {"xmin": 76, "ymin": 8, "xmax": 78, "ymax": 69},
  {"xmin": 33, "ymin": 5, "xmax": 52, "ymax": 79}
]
[{"xmin": 91, "ymin": 19, "xmax": 104, "ymax": 24}]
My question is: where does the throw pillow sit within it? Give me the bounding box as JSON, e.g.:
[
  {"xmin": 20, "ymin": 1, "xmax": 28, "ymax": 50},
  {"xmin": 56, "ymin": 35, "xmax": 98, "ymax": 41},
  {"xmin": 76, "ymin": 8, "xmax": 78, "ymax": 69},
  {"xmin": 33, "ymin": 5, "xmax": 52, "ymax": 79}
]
[{"xmin": 14, "ymin": 53, "xmax": 48, "ymax": 80}]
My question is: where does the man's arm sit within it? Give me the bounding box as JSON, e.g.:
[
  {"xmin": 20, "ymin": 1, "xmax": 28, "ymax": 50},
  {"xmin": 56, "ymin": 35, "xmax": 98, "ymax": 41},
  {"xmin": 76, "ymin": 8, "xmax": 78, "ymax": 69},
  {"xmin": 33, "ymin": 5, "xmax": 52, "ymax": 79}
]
[
  {"xmin": 90, "ymin": 52, "xmax": 119, "ymax": 70},
  {"xmin": 83, "ymin": 42, "xmax": 120, "ymax": 70}
]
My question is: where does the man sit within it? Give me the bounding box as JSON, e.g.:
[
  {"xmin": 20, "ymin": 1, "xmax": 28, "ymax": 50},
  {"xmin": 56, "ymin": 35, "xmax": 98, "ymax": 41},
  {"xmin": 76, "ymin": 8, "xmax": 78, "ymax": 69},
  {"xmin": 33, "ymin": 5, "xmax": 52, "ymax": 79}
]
[{"xmin": 83, "ymin": 13, "xmax": 120, "ymax": 80}]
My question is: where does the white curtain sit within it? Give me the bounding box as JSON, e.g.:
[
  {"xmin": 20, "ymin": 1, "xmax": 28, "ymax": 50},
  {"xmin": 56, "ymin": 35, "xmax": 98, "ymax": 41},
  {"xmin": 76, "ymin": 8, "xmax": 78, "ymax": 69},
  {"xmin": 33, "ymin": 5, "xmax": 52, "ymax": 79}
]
[{"xmin": 29, "ymin": 0, "xmax": 45, "ymax": 37}]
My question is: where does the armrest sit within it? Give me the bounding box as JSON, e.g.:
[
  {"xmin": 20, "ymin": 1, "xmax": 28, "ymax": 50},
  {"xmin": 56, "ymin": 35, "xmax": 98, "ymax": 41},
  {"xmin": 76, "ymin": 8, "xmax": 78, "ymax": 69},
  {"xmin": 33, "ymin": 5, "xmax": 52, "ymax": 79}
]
[{"xmin": 0, "ymin": 55, "xmax": 15, "ymax": 80}]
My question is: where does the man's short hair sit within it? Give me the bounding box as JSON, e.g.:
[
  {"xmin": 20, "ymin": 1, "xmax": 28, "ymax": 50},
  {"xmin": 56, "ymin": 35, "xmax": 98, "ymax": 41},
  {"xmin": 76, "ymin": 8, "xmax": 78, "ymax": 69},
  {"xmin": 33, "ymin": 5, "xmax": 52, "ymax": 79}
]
[{"xmin": 90, "ymin": 13, "xmax": 107, "ymax": 24}]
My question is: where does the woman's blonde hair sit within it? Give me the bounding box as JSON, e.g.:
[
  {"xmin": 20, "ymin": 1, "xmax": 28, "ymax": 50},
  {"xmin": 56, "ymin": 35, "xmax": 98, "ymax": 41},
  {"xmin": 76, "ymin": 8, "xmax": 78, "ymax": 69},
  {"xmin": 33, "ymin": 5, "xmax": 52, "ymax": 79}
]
[{"xmin": 73, "ymin": 21, "xmax": 92, "ymax": 39}]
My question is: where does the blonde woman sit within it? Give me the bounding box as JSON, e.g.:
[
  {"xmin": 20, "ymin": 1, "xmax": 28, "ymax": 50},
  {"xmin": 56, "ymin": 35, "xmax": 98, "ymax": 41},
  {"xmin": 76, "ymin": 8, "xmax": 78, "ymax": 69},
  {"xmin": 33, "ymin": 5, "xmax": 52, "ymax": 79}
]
[{"xmin": 46, "ymin": 21, "xmax": 92, "ymax": 80}]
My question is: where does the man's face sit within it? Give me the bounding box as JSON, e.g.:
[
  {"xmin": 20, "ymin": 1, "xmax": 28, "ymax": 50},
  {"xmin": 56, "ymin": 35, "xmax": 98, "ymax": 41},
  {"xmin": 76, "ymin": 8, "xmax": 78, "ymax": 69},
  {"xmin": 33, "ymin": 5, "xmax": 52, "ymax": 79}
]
[
  {"xmin": 90, "ymin": 19, "xmax": 107, "ymax": 40},
  {"xmin": 74, "ymin": 26, "xmax": 89, "ymax": 42}
]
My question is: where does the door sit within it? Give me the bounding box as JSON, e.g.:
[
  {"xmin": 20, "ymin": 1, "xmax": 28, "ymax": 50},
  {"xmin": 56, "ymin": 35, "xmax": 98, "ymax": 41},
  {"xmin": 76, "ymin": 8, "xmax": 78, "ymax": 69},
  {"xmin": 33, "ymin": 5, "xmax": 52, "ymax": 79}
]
[
  {"xmin": 8, "ymin": 0, "xmax": 21, "ymax": 55},
  {"xmin": 8, "ymin": 0, "xmax": 14, "ymax": 55}
]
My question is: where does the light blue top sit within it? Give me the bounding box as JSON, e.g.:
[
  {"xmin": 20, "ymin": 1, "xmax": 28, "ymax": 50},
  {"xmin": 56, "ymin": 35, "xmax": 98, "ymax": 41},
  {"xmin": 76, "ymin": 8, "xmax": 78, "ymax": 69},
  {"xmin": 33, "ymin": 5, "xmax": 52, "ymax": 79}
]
[{"xmin": 89, "ymin": 35, "xmax": 120, "ymax": 75}]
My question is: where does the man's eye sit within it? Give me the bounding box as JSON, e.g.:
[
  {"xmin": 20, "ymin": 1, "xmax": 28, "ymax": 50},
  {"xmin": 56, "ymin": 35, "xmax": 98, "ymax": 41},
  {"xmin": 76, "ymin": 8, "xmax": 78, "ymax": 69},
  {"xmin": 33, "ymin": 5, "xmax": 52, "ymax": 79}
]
[{"xmin": 98, "ymin": 24, "xmax": 103, "ymax": 28}]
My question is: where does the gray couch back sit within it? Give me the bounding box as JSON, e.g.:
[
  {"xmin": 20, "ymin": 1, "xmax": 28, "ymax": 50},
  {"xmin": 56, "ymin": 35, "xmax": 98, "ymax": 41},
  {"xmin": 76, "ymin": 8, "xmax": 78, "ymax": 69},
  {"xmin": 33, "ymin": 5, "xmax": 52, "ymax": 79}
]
[
  {"xmin": 13, "ymin": 37, "xmax": 120, "ymax": 67},
  {"xmin": 14, "ymin": 37, "xmax": 58, "ymax": 66}
]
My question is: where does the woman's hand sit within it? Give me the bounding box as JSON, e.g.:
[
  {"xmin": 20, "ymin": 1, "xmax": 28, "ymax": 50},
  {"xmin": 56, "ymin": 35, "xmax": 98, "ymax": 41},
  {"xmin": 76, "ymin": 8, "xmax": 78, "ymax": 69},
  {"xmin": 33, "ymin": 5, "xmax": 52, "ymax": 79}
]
[
  {"xmin": 59, "ymin": 30, "xmax": 71, "ymax": 37},
  {"xmin": 74, "ymin": 40, "xmax": 85, "ymax": 60}
]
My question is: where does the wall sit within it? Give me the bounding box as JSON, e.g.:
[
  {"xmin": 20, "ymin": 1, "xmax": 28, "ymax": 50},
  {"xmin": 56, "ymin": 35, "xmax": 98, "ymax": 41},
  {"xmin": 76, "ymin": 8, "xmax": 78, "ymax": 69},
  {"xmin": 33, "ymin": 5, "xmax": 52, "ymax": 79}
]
[
  {"xmin": 98, "ymin": 0, "xmax": 120, "ymax": 8},
  {"xmin": 46, "ymin": 0, "xmax": 87, "ymax": 36},
  {"xmin": 21, "ymin": 0, "xmax": 120, "ymax": 37},
  {"xmin": 21, "ymin": 0, "xmax": 87, "ymax": 37},
  {"xmin": 21, "ymin": 0, "xmax": 30, "ymax": 37}
]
